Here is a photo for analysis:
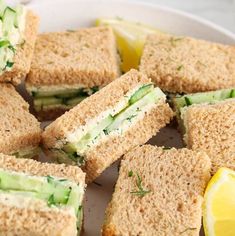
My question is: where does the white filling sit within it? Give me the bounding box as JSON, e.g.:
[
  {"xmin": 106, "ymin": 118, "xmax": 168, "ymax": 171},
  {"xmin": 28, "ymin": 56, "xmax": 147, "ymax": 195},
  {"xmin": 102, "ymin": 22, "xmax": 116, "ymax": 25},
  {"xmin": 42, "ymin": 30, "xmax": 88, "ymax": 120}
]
[
  {"xmin": 83, "ymin": 102, "xmax": 158, "ymax": 153},
  {"xmin": 0, "ymin": 192, "xmax": 75, "ymax": 215},
  {"xmin": 67, "ymin": 85, "xmax": 143, "ymax": 143}
]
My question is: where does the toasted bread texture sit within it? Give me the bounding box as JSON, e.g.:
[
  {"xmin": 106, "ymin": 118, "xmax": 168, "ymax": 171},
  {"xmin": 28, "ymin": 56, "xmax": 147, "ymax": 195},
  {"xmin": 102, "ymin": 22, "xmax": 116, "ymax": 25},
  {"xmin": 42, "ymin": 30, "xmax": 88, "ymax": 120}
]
[
  {"xmin": 0, "ymin": 10, "xmax": 39, "ymax": 85},
  {"xmin": 183, "ymin": 99, "xmax": 235, "ymax": 174},
  {"xmin": 140, "ymin": 33, "xmax": 235, "ymax": 93},
  {"xmin": 26, "ymin": 26, "xmax": 120, "ymax": 87},
  {"xmin": 0, "ymin": 193, "xmax": 77, "ymax": 236},
  {"xmin": 0, "ymin": 84, "xmax": 41, "ymax": 154},
  {"xmin": 102, "ymin": 146, "xmax": 211, "ymax": 236},
  {"xmin": 42, "ymin": 70, "xmax": 173, "ymax": 182},
  {"xmin": 0, "ymin": 153, "xmax": 85, "ymax": 184},
  {"xmin": 0, "ymin": 153, "xmax": 85, "ymax": 236}
]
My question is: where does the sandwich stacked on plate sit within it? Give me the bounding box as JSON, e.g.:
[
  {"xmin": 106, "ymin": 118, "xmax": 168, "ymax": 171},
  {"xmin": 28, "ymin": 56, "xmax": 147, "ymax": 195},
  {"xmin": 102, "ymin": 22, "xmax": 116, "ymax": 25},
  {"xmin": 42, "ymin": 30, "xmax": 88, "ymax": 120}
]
[{"xmin": 0, "ymin": 153, "xmax": 85, "ymax": 235}]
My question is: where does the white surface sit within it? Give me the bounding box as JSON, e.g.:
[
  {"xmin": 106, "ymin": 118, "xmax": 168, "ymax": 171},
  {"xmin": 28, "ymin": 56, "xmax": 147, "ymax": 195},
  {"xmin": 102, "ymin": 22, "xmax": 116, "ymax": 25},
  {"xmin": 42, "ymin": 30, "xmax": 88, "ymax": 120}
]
[
  {"xmin": 7, "ymin": 0, "xmax": 235, "ymax": 33},
  {"xmin": 20, "ymin": 0, "xmax": 235, "ymax": 235}
]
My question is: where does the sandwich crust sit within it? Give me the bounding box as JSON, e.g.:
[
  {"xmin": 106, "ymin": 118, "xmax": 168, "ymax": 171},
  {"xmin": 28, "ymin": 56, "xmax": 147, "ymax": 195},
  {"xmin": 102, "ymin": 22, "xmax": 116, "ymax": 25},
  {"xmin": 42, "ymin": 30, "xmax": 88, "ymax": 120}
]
[
  {"xmin": 0, "ymin": 83, "xmax": 41, "ymax": 155},
  {"xmin": 0, "ymin": 197, "xmax": 77, "ymax": 236},
  {"xmin": 140, "ymin": 33, "xmax": 235, "ymax": 93},
  {"xmin": 26, "ymin": 26, "xmax": 120, "ymax": 87},
  {"xmin": 0, "ymin": 10, "xmax": 39, "ymax": 85},
  {"xmin": 102, "ymin": 146, "xmax": 211, "ymax": 236},
  {"xmin": 183, "ymin": 99, "xmax": 235, "ymax": 174},
  {"xmin": 0, "ymin": 153, "xmax": 85, "ymax": 184}
]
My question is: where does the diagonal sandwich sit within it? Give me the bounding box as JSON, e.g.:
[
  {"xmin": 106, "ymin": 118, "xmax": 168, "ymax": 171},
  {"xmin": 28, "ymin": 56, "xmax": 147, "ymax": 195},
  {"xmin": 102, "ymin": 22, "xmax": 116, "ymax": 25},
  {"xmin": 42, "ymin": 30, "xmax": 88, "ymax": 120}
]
[
  {"xmin": 0, "ymin": 83, "xmax": 41, "ymax": 158},
  {"xmin": 26, "ymin": 26, "xmax": 120, "ymax": 121},
  {"xmin": 172, "ymin": 88, "xmax": 235, "ymax": 174},
  {"xmin": 42, "ymin": 69, "xmax": 173, "ymax": 182},
  {"xmin": 102, "ymin": 145, "xmax": 211, "ymax": 236},
  {"xmin": 140, "ymin": 33, "xmax": 235, "ymax": 93},
  {"xmin": 0, "ymin": 0, "xmax": 39, "ymax": 84},
  {"xmin": 0, "ymin": 153, "xmax": 85, "ymax": 236}
]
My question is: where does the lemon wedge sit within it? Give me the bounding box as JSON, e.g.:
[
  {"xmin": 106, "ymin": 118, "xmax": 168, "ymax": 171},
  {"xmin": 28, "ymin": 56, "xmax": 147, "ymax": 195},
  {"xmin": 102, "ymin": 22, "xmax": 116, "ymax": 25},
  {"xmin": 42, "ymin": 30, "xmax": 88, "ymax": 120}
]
[
  {"xmin": 203, "ymin": 167, "xmax": 235, "ymax": 236},
  {"xmin": 96, "ymin": 18, "xmax": 161, "ymax": 72}
]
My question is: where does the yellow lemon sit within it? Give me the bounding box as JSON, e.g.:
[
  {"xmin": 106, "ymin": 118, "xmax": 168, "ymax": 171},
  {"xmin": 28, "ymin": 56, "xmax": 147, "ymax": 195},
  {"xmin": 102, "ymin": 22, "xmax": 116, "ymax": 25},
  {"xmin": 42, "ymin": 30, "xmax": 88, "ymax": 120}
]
[
  {"xmin": 96, "ymin": 18, "xmax": 161, "ymax": 72},
  {"xmin": 203, "ymin": 167, "xmax": 235, "ymax": 236}
]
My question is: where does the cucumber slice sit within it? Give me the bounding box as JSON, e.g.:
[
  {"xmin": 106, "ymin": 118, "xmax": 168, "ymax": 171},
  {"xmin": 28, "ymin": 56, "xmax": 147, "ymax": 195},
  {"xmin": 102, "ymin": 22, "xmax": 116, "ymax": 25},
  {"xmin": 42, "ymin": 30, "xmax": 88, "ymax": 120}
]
[
  {"xmin": 73, "ymin": 115, "xmax": 114, "ymax": 154},
  {"xmin": 106, "ymin": 87, "xmax": 165, "ymax": 132},
  {"xmin": 66, "ymin": 96, "xmax": 86, "ymax": 106},
  {"xmin": 34, "ymin": 97, "xmax": 63, "ymax": 107},
  {"xmin": 32, "ymin": 88, "xmax": 81, "ymax": 98},
  {"xmin": 0, "ymin": 170, "xmax": 74, "ymax": 205},
  {"xmin": 2, "ymin": 7, "xmax": 16, "ymax": 37},
  {"xmin": 31, "ymin": 87, "xmax": 98, "ymax": 99},
  {"xmin": 129, "ymin": 84, "xmax": 154, "ymax": 105},
  {"xmin": 173, "ymin": 88, "xmax": 235, "ymax": 110}
]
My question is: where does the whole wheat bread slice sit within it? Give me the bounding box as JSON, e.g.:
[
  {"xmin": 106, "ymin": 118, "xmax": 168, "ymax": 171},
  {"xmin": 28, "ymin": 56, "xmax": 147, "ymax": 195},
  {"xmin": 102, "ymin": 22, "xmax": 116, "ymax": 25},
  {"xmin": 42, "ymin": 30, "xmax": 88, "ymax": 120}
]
[
  {"xmin": 183, "ymin": 99, "xmax": 235, "ymax": 174},
  {"xmin": 102, "ymin": 145, "xmax": 211, "ymax": 236},
  {"xmin": 0, "ymin": 83, "xmax": 41, "ymax": 155},
  {"xmin": 26, "ymin": 26, "xmax": 120, "ymax": 87},
  {"xmin": 42, "ymin": 70, "xmax": 173, "ymax": 182},
  {"xmin": 0, "ymin": 10, "xmax": 39, "ymax": 85},
  {"xmin": 0, "ymin": 153, "xmax": 85, "ymax": 236},
  {"xmin": 140, "ymin": 33, "xmax": 235, "ymax": 93}
]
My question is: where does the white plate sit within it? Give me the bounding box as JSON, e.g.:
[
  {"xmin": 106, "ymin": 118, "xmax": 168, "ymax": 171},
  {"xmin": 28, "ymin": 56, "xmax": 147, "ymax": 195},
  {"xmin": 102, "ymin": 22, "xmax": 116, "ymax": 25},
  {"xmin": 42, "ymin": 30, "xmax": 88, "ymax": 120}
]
[{"xmin": 27, "ymin": 1, "xmax": 235, "ymax": 235}]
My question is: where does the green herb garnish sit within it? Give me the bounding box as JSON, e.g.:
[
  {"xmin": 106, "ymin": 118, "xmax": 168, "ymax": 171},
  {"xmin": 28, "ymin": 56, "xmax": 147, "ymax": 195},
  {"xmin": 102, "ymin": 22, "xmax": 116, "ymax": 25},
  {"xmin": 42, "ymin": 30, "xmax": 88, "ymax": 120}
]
[
  {"xmin": 3, "ymin": 61, "xmax": 14, "ymax": 70},
  {"xmin": 169, "ymin": 37, "xmax": 183, "ymax": 47},
  {"xmin": 177, "ymin": 65, "xmax": 184, "ymax": 71},
  {"xmin": 126, "ymin": 114, "xmax": 137, "ymax": 122},
  {"xmin": 130, "ymin": 173, "xmax": 151, "ymax": 198},
  {"xmin": 128, "ymin": 170, "xmax": 133, "ymax": 177}
]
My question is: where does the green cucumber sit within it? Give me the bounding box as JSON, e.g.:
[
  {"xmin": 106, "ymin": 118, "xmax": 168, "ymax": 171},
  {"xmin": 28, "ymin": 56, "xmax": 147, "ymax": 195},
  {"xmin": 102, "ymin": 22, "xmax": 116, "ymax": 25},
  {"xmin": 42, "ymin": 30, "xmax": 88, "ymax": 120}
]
[
  {"xmin": 0, "ymin": 169, "xmax": 85, "ymax": 230},
  {"xmin": 32, "ymin": 88, "xmax": 81, "ymax": 98},
  {"xmin": 66, "ymin": 96, "xmax": 87, "ymax": 106},
  {"xmin": 0, "ymin": 170, "xmax": 73, "ymax": 205},
  {"xmin": 34, "ymin": 97, "xmax": 63, "ymax": 107},
  {"xmin": 173, "ymin": 88, "xmax": 235, "ymax": 110},
  {"xmin": 73, "ymin": 115, "xmax": 114, "ymax": 154},
  {"xmin": 2, "ymin": 7, "xmax": 16, "ymax": 37},
  {"xmin": 32, "ymin": 87, "xmax": 99, "ymax": 99},
  {"xmin": 106, "ymin": 87, "xmax": 164, "ymax": 132},
  {"xmin": 129, "ymin": 84, "xmax": 154, "ymax": 105}
]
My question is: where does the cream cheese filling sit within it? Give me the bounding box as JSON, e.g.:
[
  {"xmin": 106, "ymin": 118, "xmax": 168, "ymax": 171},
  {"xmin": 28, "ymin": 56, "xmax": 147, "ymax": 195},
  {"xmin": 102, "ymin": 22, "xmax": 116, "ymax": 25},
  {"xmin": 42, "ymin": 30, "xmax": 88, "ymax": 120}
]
[{"xmin": 66, "ymin": 85, "xmax": 145, "ymax": 143}]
